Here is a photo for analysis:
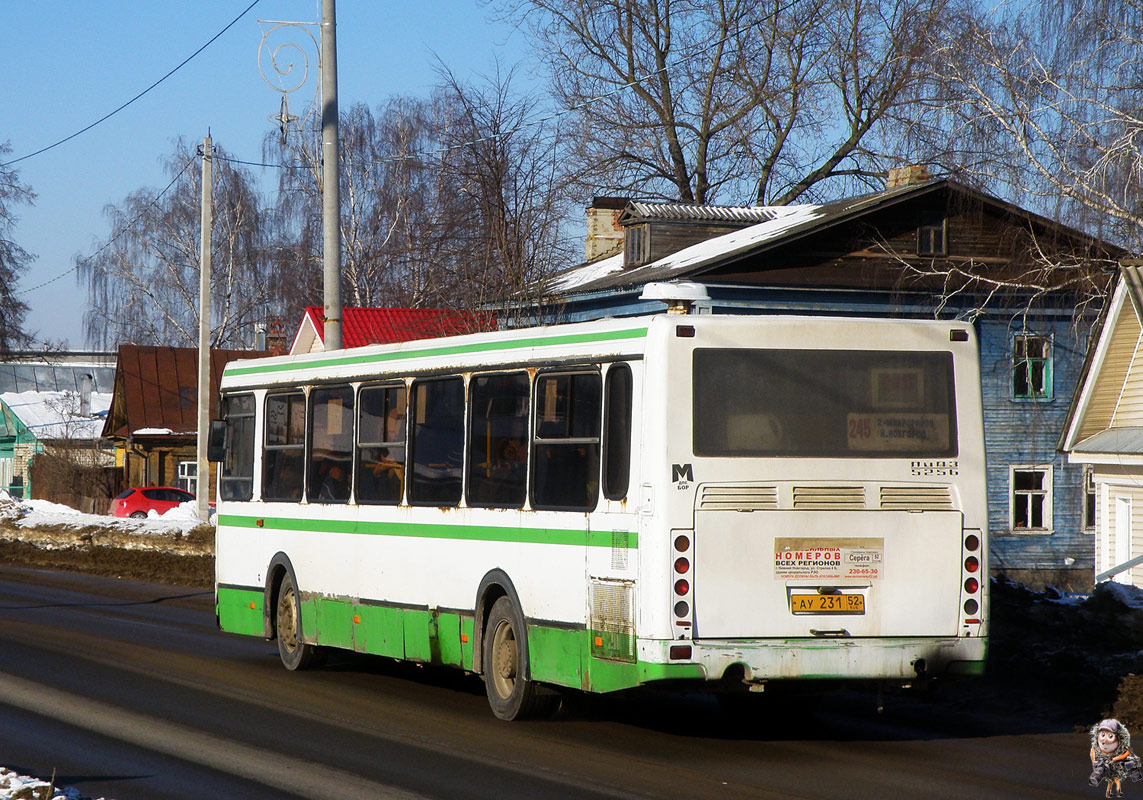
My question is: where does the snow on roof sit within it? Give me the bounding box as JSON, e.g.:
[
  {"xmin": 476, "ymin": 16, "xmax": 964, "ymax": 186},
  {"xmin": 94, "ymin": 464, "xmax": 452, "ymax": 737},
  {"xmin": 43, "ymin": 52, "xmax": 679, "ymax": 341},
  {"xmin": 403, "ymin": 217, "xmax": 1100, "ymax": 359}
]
[
  {"xmin": 548, "ymin": 253, "xmax": 625, "ymax": 293},
  {"xmin": 132, "ymin": 427, "xmax": 176, "ymax": 436},
  {"xmin": 0, "ymin": 390, "xmax": 111, "ymax": 440},
  {"xmin": 547, "ymin": 204, "xmax": 823, "ymax": 294}
]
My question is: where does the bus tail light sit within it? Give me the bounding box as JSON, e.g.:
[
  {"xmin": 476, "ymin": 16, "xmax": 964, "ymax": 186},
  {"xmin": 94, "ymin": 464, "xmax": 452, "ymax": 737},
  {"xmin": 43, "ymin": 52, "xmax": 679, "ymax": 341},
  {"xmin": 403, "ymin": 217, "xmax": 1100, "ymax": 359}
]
[
  {"xmin": 669, "ymin": 645, "xmax": 692, "ymax": 660},
  {"xmin": 964, "ymin": 555, "xmax": 979, "ymax": 573},
  {"xmin": 672, "ymin": 530, "xmax": 694, "ymax": 630},
  {"xmin": 964, "ymin": 577, "xmax": 979, "ymax": 594}
]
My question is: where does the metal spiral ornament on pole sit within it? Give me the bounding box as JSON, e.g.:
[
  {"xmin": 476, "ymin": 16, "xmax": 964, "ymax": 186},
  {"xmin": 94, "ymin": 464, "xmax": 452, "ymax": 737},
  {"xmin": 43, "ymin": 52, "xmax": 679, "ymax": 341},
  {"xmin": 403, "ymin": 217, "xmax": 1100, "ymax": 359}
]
[
  {"xmin": 257, "ymin": 8, "xmax": 340, "ymax": 351},
  {"xmin": 258, "ymin": 20, "xmax": 319, "ymax": 144}
]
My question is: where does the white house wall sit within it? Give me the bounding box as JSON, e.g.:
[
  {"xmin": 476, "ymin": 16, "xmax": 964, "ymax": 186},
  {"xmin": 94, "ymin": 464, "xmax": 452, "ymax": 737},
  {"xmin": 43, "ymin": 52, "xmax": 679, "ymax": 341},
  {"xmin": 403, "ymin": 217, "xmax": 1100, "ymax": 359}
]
[{"xmin": 1093, "ymin": 465, "xmax": 1143, "ymax": 588}]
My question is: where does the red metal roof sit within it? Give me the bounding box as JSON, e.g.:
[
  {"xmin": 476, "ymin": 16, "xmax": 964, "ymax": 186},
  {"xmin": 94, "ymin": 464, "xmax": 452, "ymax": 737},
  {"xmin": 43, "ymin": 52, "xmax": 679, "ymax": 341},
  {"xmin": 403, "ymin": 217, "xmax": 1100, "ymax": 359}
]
[{"xmin": 301, "ymin": 307, "xmax": 497, "ymax": 348}]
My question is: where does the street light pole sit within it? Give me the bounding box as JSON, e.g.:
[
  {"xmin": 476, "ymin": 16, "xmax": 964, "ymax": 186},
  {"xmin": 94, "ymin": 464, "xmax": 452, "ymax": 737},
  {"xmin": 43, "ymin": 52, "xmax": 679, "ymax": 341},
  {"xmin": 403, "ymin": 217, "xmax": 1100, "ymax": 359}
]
[
  {"xmin": 196, "ymin": 136, "xmax": 212, "ymax": 522},
  {"xmin": 320, "ymin": 0, "xmax": 342, "ymax": 351}
]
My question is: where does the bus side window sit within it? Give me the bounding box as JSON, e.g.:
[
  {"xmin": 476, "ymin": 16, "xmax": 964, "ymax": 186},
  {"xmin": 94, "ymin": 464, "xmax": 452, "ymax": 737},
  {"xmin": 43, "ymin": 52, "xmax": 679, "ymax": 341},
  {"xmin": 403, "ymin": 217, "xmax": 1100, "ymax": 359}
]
[
  {"xmin": 532, "ymin": 371, "xmax": 601, "ymax": 511},
  {"xmin": 263, "ymin": 392, "xmax": 305, "ymax": 502},
  {"xmin": 307, "ymin": 385, "xmax": 354, "ymax": 504},
  {"xmin": 467, "ymin": 372, "xmax": 529, "ymax": 508},
  {"xmin": 219, "ymin": 393, "xmax": 255, "ymax": 501},
  {"xmin": 408, "ymin": 377, "xmax": 464, "ymax": 506},
  {"xmin": 602, "ymin": 364, "xmax": 632, "ymax": 501},
  {"xmin": 357, "ymin": 383, "xmax": 406, "ymax": 505}
]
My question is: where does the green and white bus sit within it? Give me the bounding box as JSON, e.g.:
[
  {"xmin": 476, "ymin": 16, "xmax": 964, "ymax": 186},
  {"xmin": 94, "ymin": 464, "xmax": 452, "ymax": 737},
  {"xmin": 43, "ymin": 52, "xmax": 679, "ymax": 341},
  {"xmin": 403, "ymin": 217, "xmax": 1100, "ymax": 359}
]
[{"xmin": 210, "ymin": 301, "xmax": 987, "ymax": 719}]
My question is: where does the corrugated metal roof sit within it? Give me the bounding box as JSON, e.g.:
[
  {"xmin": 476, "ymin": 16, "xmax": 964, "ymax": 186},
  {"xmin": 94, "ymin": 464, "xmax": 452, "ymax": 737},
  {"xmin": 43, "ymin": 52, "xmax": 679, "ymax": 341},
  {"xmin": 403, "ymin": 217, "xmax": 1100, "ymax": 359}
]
[
  {"xmin": 622, "ymin": 202, "xmax": 782, "ymax": 224},
  {"xmin": 102, "ymin": 346, "xmax": 267, "ymax": 441},
  {"xmin": 305, "ymin": 307, "xmax": 497, "ymax": 348},
  {"xmin": 0, "ymin": 391, "xmax": 111, "ymax": 440},
  {"xmin": 1071, "ymin": 427, "xmax": 1143, "ymax": 455},
  {"xmin": 0, "ymin": 362, "xmax": 115, "ymax": 393}
]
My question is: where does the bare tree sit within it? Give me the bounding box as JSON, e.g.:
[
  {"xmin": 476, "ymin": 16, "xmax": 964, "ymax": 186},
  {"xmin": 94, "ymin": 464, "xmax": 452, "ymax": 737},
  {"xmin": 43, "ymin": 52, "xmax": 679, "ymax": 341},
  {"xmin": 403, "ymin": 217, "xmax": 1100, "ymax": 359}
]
[
  {"xmin": 266, "ymin": 70, "xmax": 571, "ymax": 318},
  {"xmin": 80, "ymin": 139, "xmax": 273, "ymax": 348},
  {"xmin": 0, "ymin": 142, "xmax": 33, "ymax": 353},
  {"xmin": 923, "ymin": 0, "xmax": 1143, "ymax": 251},
  {"xmin": 433, "ymin": 64, "xmax": 574, "ymax": 312},
  {"xmin": 495, "ymin": 0, "xmax": 955, "ymax": 204}
]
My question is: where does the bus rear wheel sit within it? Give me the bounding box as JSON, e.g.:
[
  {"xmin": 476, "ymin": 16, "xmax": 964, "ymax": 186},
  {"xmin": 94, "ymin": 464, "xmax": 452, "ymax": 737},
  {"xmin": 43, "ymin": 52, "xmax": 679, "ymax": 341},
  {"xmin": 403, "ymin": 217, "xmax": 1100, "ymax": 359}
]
[
  {"xmin": 275, "ymin": 573, "xmax": 325, "ymax": 670},
  {"xmin": 483, "ymin": 596, "xmax": 553, "ymax": 721}
]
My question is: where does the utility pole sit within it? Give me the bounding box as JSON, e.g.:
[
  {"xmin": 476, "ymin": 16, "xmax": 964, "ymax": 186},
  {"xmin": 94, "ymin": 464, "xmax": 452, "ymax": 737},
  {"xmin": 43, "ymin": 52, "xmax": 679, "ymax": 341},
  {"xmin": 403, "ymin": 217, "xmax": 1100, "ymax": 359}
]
[
  {"xmin": 196, "ymin": 136, "xmax": 212, "ymax": 522},
  {"xmin": 321, "ymin": 0, "xmax": 342, "ymax": 350}
]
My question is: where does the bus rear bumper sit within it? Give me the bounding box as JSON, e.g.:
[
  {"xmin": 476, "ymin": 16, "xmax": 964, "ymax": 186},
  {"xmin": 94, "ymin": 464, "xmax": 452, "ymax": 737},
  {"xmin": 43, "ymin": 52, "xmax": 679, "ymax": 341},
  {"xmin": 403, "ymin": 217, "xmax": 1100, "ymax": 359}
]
[{"xmin": 641, "ymin": 636, "xmax": 987, "ymax": 684}]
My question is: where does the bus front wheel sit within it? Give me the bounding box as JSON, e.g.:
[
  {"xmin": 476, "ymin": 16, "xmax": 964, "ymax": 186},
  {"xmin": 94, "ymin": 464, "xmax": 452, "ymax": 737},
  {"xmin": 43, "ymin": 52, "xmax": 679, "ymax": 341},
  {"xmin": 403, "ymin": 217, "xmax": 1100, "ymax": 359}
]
[
  {"xmin": 275, "ymin": 573, "xmax": 325, "ymax": 671},
  {"xmin": 483, "ymin": 596, "xmax": 552, "ymax": 720}
]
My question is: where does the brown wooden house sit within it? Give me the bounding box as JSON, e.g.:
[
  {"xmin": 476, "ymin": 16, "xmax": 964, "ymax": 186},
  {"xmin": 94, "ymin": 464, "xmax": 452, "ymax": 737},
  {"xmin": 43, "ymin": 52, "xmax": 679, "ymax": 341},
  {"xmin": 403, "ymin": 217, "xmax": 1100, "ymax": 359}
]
[
  {"xmin": 102, "ymin": 346, "xmax": 267, "ymax": 497},
  {"xmin": 536, "ymin": 172, "xmax": 1124, "ymax": 589}
]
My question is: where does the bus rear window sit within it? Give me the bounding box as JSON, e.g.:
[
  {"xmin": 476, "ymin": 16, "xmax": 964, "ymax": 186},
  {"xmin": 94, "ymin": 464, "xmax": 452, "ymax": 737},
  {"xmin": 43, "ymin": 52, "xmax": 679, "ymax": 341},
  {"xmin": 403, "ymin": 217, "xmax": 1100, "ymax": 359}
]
[{"xmin": 693, "ymin": 349, "xmax": 957, "ymax": 458}]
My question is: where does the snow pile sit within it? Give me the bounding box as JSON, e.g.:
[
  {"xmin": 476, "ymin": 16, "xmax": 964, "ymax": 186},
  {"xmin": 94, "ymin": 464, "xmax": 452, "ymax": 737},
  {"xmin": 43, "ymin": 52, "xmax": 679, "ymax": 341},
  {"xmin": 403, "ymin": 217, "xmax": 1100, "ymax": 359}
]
[
  {"xmin": 0, "ymin": 766, "xmax": 108, "ymax": 799},
  {"xmin": 1097, "ymin": 580, "xmax": 1143, "ymax": 610},
  {"xmin": 0, "ymin": 493, "xmax": 212, "ymax": 537}
]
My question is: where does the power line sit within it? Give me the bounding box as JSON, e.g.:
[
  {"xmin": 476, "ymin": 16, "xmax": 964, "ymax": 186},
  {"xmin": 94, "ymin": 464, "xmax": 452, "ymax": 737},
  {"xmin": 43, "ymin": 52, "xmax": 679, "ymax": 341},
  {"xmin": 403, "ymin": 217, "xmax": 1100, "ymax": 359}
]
[
  {"xmin": 17, "ymin": 155, "xmax": 198, "ymax": 296},
  {"xmin": 1, "ymin": 0, "xmax": 263, "ymax": 168}
]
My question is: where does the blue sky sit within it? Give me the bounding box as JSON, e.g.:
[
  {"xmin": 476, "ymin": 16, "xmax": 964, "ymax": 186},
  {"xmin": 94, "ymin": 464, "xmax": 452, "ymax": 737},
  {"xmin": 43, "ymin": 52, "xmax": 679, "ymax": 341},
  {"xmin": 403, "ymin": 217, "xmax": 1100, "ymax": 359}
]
[{"xmin": 1, "ymin": 1, "xmax": 533, "ymax": 348}]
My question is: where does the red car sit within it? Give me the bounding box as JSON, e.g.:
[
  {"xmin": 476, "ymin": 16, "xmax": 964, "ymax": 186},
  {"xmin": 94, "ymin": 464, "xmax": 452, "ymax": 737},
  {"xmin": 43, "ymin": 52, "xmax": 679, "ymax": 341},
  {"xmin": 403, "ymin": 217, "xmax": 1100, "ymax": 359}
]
[{"xmin": 110, "ymin": 486, "xmax": 196, "ymax": 519}]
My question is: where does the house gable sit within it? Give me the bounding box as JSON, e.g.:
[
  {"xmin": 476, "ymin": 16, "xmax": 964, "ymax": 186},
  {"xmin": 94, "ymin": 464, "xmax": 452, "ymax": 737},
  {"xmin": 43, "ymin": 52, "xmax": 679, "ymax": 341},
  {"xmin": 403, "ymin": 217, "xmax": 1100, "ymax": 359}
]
[
  {"xmin": 290, "ymin": 307, "xmax": 497, "ymax": 355},
  {"xmin": 1081, "ymin": 288, "xmax": 1140, "ymax": 438}
]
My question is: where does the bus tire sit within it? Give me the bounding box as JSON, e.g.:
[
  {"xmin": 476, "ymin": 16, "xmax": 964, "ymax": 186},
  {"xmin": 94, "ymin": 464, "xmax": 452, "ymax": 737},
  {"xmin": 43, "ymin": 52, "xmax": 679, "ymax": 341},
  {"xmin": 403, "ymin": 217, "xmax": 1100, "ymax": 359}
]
[
  {"xmin": 483, "ymin": 596, "xmax": 552, "ymax": 720},
  {"xmin": 275, "ymin": 572, "xmax": 325, "ymax": 671}
]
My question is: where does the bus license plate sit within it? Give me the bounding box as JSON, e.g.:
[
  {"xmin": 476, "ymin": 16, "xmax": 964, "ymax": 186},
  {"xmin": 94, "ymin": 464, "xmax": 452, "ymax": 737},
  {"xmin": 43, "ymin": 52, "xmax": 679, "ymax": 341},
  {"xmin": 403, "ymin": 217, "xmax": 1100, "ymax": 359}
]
[{"xmin": 789, "ymin": 593, "xmax": 865, "ymax": 615}]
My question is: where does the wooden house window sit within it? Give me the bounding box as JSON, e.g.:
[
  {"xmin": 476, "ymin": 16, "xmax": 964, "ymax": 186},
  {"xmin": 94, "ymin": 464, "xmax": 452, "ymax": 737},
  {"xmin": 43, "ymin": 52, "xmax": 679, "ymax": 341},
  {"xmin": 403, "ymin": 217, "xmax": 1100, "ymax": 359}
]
[
  {"xmin": 624, "ymin": 225, "xmax": 649, "ymax": 268},
  {"xmin": 1011, "ymin": 465, "xmax": 1052, "ymax": 532},
  {"xmin": 1013, "ymin": 334, "xmax": 1052, "ymax": 400},
  {"xmin": 177, "ymin": 460, "xmax": 197, "ymax": 496},
  {"xmin": 917, "ymin": 218, "xmax": 947, "ymax": 256}
]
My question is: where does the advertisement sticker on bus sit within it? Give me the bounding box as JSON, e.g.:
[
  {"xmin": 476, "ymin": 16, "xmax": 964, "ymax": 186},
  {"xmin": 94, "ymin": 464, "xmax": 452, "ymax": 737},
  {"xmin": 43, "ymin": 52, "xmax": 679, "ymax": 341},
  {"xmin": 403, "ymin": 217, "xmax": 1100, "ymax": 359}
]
[{"xmin": 774, "ymin": 537, "xmax": 884, "ymax": 580}]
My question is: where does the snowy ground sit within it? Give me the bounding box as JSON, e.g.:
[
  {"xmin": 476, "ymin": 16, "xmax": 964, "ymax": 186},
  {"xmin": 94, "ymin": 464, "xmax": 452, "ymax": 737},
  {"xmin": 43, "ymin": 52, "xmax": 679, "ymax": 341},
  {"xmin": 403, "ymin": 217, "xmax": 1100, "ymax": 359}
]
[
  {"xmin": 0, "ymin": 495, "xmax": 212, "ymax": 537},
  {"xmin": 0, "ymin": 496, "xmax": 215, "ymax": 799},
  {"xmin": 0, "ymin": 766, "xmax": 100, "ymax": 800}
]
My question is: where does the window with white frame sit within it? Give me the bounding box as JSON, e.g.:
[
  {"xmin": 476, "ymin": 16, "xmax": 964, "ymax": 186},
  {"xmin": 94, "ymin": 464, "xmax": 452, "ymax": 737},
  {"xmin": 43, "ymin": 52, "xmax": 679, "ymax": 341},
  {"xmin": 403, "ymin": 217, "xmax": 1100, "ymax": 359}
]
[
  {"xmin": 1083, "ymin": 467, "xmax": 1097, "ymax": 532},
  {"xmin": 177, "ymin": 461, "xmax": 198, "ymax": 496},
  {"xmin": 1011, "ymin": 465, "xmax": 1052, "ymax": 532},
  {"xmin": 1013, "ymin": 334, "xmax": 1052, "ymax": 400}
]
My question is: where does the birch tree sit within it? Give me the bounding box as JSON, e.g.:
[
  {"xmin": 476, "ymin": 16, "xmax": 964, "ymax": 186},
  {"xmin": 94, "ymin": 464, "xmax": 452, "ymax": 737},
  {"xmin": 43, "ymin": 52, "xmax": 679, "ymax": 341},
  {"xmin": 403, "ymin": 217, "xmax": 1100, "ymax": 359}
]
[
  {"xmin": 266, "ymin": 70, "xmax": 570, "ymax": 316},
  {"xmin": 924, "ymin": 0, "xmax": 1143, "ymax": 251},
  {"xmin": 80, "ymin": 139, "xmax": 272, "ymax": 348},
  {"xmin": 0, "ymin": 142, "xmax": 33, "ymax": 352}
]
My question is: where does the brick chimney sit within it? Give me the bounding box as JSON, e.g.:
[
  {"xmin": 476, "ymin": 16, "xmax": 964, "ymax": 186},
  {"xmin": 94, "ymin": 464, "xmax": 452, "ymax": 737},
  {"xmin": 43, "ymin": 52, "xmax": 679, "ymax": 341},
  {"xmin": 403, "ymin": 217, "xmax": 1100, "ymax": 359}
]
[
  {"xmin": 585, "ymin": 197, "xmax": 629, "ymax": 263},
  {"xmin": 266, "ymin": 318, "xmax": 287, "ymax": 356},
  {"xmin": 885, "ymin": 164, "xmax": 931, "ymax": 189}
]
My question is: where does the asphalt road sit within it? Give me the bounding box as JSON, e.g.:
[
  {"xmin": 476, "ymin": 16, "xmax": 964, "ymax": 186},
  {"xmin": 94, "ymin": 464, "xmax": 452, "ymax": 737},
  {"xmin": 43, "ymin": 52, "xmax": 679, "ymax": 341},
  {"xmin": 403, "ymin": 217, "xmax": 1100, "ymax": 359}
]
[{"xmin": 0, "ymin": 565, "xmax": 1095, "ymax": 799}]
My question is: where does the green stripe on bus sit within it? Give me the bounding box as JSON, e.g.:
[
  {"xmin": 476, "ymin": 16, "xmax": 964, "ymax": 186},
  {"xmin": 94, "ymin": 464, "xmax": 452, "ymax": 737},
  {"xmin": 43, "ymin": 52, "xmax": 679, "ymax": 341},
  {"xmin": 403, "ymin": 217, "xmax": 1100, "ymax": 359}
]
[
  {"xmin": 217, "ymin": 514, "xmax": 636, "ymax": 549},
  {"xmin": 217, "ymin": 586, "xmax": 700, "ymax": 693},
  {"xmin": 217, "ymin": 586, "xmax": 264, "ymax": 637},
  {"xmin": 225, "ymin": 327, "xmax": 650, "ymax": 377}
]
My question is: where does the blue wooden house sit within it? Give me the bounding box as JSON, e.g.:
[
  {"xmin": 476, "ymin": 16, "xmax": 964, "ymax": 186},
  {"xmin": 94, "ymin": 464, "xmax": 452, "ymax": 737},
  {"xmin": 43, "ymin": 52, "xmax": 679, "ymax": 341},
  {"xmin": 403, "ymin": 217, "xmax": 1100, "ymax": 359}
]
[{"xmin": 530, "ymin": 171, "xmax": 1121, "ymax": 590}]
